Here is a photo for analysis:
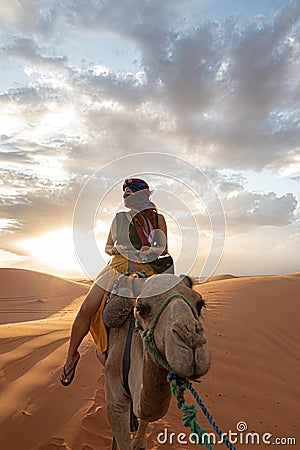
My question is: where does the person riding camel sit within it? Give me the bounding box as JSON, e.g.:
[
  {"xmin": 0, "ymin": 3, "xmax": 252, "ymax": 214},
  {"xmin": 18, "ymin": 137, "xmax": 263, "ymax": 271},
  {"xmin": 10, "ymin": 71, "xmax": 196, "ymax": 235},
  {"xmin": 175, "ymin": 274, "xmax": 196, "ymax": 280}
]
[{"xmin": 60, "ymin": 178, "xmax": 172, "ymax": 386}]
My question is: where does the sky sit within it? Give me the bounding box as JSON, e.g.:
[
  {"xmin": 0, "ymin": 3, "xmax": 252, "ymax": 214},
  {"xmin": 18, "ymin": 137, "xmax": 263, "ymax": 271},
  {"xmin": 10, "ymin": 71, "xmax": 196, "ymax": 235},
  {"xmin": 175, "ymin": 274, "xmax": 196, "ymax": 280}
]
[{"xmin": 0, "ymin": 0, "xmax": 299, "ymax": 279}]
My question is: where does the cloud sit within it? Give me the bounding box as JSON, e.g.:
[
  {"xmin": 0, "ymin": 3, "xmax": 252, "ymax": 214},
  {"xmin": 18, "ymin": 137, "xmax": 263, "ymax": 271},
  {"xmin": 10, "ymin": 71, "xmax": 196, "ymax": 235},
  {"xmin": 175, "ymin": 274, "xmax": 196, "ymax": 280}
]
[
  {"xmin": 0, "ymin": 1, "xmax": 299, "ymax": 275},
  {"xmin": 136, "ymin": 5, "xmax": 300, "ymax": 170},
  {"xmin": 0, "ymin": 170, "xmax": 82, "ymax": 258},
  {"xmin": 51, "ymin": 0, "xmax": 300, "ymax": 171},
  {"xmin": 203, "ymin": 169, "xmax": 298, "ymax": 230},
  {"xmin": 218, "ymin": 225, "xmax": 300, "ymax": 275},
  {"xmin": 0, "ymin": 144, "xmax": 33, "ymax": 164},
  {"xmin": 0, "ymin": 248, "xmax": 29, "ymax": 265},
  {"xmin": 223, "ymin": 191, "xmax": 297, "ymax": 231},
  {"xmin": 0, "ymin": 0, "xmax": 61, "ymax": 37},
  {"xmin": 3, "ymin": 36, "xmax": 68, "ymax": 69},
  {"xmin": 1, "ymin": 1, "xmax": 299, "ymax": 174},
  {"xmin": 0, "ymin": 161, "xmax": 296, "ymax": 254},
  {"xmin": 0, "ymin": 163, "xmax": 298, "ymax": 277}
]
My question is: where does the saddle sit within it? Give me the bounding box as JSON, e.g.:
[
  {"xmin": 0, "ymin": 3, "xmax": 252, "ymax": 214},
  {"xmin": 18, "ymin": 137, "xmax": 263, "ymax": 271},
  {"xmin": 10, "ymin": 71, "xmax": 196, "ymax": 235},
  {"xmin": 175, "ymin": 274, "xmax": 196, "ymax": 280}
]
[{"xmin": 102, "ymin": 274, "xmax": 138, "ymax": 328}]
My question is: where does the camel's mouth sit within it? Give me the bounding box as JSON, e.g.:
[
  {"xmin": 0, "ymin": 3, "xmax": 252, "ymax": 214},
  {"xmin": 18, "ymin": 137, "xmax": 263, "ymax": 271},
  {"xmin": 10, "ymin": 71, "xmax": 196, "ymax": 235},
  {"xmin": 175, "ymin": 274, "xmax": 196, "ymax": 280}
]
[
  {"xmin": 162, "ymin": 319, "xmax": 210, "ymax": 379},
  {"xmin": 190, "ymin": 345, "xmax": 210, "ymax": 378},
  {"xmin": 166, "ymin": 343, "xmax": 210, "ymax": 379}
]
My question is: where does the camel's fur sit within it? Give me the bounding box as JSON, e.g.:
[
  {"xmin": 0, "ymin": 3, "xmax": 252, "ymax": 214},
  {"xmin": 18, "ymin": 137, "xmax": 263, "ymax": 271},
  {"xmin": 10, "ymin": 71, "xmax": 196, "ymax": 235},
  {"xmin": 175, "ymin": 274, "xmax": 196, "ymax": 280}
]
[{"xmin": 104, "ymin": 274, "xmax": 210, "ymax": 450}]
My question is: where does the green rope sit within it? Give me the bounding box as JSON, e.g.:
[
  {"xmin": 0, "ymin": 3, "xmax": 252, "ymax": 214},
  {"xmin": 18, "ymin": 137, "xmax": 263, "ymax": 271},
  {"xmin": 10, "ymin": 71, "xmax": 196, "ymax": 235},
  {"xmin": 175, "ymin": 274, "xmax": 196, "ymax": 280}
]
[
  {"xmin": 168, "ymin": 373, "xmax": 236, "ymax": 450},
  {"xmin": 139, "ymin": 328, "xmax": 171, "ymax": 371},
  {"xmin": 169, "ymin": 376, "xmax": 213, "ymax": 449}
]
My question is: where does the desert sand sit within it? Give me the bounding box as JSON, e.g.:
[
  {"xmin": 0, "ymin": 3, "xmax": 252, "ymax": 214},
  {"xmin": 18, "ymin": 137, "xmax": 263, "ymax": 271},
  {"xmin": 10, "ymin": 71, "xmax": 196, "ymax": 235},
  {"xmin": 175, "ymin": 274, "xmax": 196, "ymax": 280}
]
[{"xmin": 0, "ymin": 268, "xmax": 299, "ymax": 449}]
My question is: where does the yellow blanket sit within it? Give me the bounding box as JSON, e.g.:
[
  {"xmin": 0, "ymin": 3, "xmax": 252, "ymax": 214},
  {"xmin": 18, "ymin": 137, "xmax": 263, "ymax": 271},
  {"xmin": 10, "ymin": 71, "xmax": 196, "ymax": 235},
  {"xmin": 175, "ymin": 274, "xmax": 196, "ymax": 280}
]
[{"xmin": 89, "ymin": 254, "xmax": 156, "ymax": 354}]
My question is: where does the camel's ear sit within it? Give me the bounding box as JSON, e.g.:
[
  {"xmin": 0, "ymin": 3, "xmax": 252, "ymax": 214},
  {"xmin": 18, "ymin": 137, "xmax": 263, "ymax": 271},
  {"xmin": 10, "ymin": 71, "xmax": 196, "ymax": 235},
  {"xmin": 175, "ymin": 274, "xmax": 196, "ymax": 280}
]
[{"xmin": 179, "ymin": 274, "xmax": 193, "ymax": 289}]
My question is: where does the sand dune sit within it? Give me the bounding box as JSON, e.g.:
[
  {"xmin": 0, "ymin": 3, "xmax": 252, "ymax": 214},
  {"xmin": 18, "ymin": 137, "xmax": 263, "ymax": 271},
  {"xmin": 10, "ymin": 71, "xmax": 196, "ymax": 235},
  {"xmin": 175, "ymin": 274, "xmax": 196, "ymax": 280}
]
[
  {"xmin": 0, "ymin": 268, "xmax": 88, "ymax": 324},
  {"xmin": 0, "ymin": 269, "xmax": 299, "ymax": 449},
  {"xmin": 204, "ymin": 273, "xmax": 238, "ymax": 283}
]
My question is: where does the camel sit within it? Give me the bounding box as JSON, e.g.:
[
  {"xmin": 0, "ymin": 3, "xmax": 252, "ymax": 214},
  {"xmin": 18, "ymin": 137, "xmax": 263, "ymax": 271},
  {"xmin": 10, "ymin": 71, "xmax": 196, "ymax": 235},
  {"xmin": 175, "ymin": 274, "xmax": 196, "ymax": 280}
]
[{"xmin": 104, "ymin": 273, "xmax": 210, "ymax": 450}]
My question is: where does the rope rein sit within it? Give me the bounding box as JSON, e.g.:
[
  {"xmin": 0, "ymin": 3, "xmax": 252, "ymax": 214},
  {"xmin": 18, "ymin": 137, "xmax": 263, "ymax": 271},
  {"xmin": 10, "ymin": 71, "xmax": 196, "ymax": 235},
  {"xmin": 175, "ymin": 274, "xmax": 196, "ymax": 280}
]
[
  {"xmin": 136, "ymin": 293, "xmax": 236, "ymax": 450},
  {"xmin": 168, "ymin": 372, "xmax": 236, "ymax": 450}
]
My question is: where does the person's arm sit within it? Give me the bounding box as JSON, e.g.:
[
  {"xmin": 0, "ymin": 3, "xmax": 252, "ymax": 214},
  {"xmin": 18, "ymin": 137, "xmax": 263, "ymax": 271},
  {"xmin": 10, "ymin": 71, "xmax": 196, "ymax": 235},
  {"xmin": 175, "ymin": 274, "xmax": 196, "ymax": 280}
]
[
  {"xmin": 105, "ymin": 217, "xmax": 117, "ymax": 255},
  {"xmin": 105, "ymin": 216, "xmax": 126, "ymax": 256}
]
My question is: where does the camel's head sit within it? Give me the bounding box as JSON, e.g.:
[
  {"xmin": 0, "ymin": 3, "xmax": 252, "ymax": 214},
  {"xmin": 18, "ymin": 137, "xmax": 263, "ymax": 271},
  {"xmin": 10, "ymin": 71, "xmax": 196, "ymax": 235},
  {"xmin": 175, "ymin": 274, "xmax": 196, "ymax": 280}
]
[{"xmin": 135, "ymin": 274, "xmax": 210, "ymax": 379}]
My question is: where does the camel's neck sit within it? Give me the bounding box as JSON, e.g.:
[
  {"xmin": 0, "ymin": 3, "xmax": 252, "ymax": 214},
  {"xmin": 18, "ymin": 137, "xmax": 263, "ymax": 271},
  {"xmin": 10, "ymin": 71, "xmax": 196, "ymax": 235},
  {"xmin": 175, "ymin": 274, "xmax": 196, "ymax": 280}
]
[{"xmin": 139, "ymin": 352, "xmax": 171, "ymax": 422}]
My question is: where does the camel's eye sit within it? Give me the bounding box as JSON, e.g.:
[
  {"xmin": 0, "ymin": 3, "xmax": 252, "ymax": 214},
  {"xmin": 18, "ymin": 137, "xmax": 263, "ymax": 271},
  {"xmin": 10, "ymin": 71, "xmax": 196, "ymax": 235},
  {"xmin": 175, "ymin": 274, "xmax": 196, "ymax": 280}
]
[
  {"xmin": 136, "ymin": 302, "xmax": 151, "ymax": 318},
  {"xmin": 196, "ymin": 299, "xmax": 205, "ymax": 315}
]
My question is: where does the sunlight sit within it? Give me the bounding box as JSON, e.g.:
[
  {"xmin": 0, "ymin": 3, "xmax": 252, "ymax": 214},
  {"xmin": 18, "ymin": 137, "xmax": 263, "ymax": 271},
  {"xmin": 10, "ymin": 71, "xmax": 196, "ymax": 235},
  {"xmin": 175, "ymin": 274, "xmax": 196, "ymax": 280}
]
[
  {"xmin": 0, "ymin": 104, "xmax": 24, "ymax": 134},
  {"xmin": 17, "ymin": 101, "xmax": 80, "ymax": 146},
  {"xmin": 30, "ymin": 156, "xmax": 69, "ymax": 184},
  {"xmin": 21, "ymin": 228, "xmax": 82, "ymax": 275}
]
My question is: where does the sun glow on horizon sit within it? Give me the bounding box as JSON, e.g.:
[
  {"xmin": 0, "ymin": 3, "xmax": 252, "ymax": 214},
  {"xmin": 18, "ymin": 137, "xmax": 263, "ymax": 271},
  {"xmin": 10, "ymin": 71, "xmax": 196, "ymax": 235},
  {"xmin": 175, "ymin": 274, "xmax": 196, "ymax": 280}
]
[{"xmin": 20, "ymin": 228, "xmax": 86, "ymax": 277}]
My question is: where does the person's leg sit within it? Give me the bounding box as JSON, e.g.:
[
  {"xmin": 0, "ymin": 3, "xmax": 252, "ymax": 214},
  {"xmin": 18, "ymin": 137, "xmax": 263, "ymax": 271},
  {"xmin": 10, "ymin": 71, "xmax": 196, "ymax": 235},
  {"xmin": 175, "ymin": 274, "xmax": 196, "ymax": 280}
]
[{"xmin": 60, "ymin": 270, "xmax": 110, "ymax": 384}]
